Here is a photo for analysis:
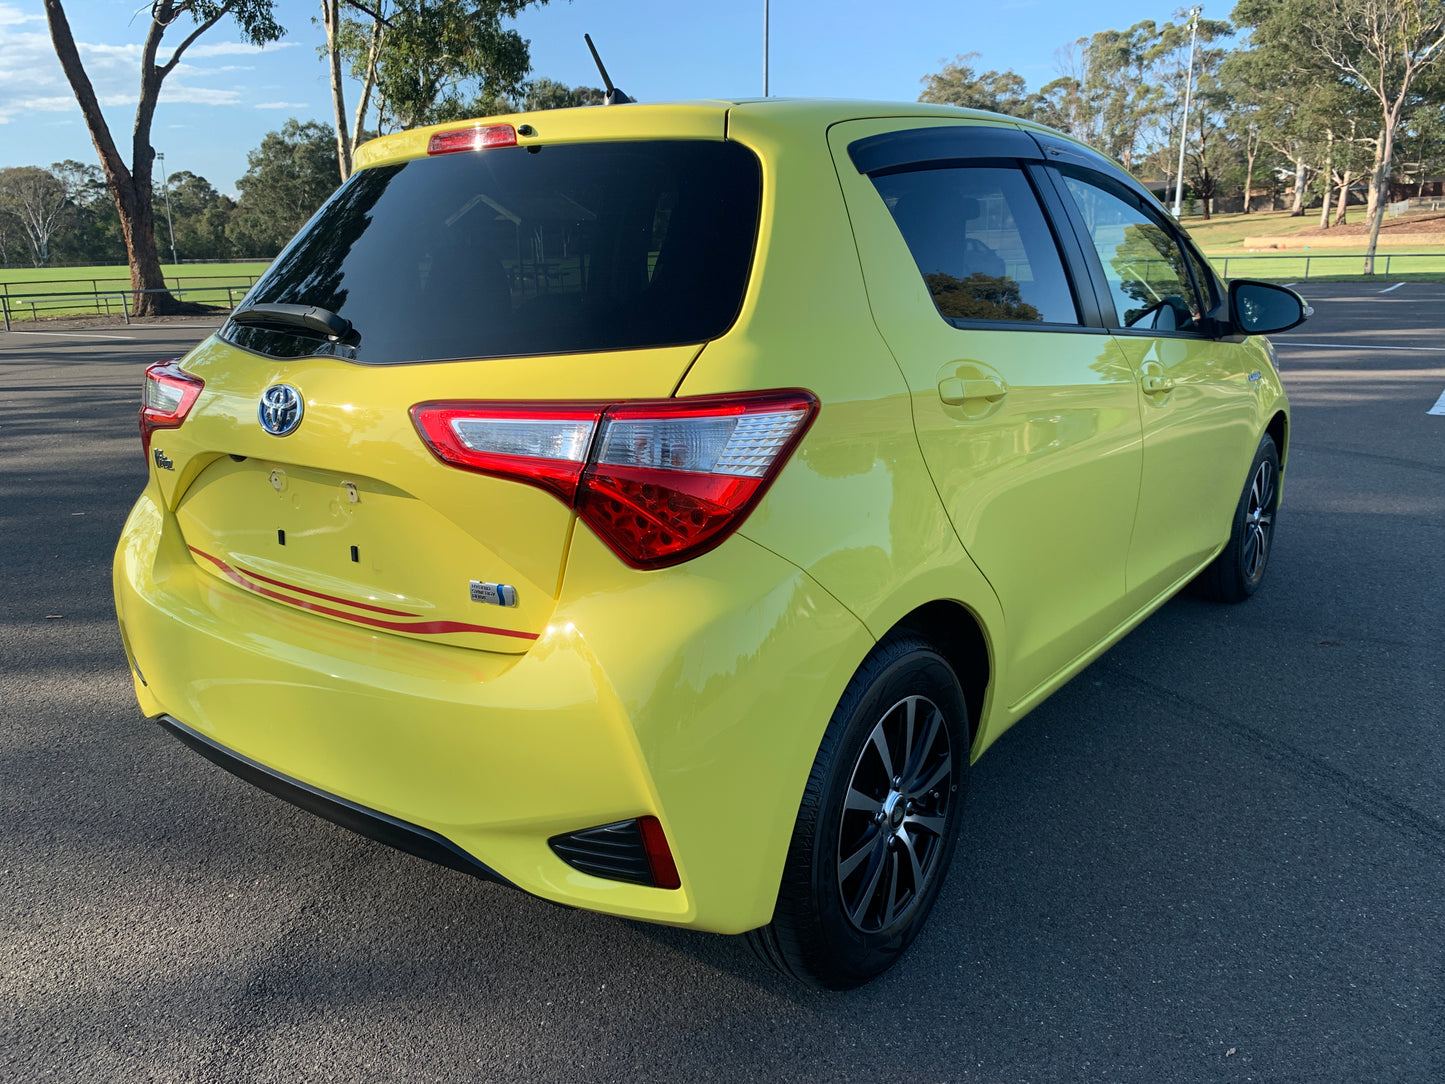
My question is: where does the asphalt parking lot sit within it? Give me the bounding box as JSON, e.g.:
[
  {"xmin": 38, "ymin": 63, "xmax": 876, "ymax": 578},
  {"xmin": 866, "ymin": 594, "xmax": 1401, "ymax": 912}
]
[{"xmin": 2, "ymin": 286, "xmax": 1442, "ymax": 1083}]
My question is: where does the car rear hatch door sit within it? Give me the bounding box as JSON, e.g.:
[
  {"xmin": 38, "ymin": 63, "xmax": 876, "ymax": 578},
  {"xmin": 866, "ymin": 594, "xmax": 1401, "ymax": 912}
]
[{"xmin": 156, "ymin": 113, "xmax": 761, "ymax": 653}]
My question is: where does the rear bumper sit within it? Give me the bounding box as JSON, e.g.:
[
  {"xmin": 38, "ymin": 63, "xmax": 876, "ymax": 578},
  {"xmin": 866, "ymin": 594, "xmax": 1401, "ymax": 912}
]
[
  {"xmin": 158, "ymin": 713, "xmax": 512, "ymax": 886},
  {"xmin": 115, "ymin": 485, "xmax": 872, "ymax": 933}
]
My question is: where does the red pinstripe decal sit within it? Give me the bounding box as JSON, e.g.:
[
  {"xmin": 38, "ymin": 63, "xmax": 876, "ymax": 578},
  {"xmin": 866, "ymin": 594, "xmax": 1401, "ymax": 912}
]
[
  {"xmin": 188, "ymin": 546, "xmax": 538, "ymax": 641},
  {"xmin": 231, "ymin": 565, "xmax": 421, "ymax": 616}
]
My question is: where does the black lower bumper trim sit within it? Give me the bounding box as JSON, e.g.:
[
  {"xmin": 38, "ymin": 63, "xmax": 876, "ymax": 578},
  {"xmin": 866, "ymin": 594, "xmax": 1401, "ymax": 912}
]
[{"xmin": 157, "ymin": 715, "xmax": 512, "ymax": 888}]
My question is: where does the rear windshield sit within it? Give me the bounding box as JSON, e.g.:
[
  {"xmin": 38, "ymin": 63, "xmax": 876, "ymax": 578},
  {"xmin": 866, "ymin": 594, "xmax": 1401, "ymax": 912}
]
[{"xmin": 222, "ymin": 140, "xmax": 762, "ymax": 364}]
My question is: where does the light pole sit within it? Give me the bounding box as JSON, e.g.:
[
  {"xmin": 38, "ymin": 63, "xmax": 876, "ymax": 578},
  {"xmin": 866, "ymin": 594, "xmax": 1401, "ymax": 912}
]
[
  {"xmin": 156, "ymin": 151, "xmax": 178, "ymax": 266},
  {"xmin": 1171, "ymin": 6, "xmax": 1202, "ymax": 219},
  {"xmin": 763, "ymin": 0, "xmax": 769, "ymax": 97}
]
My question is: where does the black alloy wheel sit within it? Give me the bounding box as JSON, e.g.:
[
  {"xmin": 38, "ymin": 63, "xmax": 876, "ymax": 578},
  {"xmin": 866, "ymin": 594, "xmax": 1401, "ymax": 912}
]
[
  {"xmin": 836, "ymin": 693, "xmax": 954, "ymax": 934},
  {"xmin": 747, "ymin": 635, "xmax": 969, "ymax": 989},
  {"xmin": 1199, "ymin": 433, "xmax": 1282, "ymax": 603}
]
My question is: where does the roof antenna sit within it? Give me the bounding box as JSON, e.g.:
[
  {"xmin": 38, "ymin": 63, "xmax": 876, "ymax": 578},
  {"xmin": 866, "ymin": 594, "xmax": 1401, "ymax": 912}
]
[{"xmin": 584, "ymin": 33, "xmax": 633, "ymax": 105}]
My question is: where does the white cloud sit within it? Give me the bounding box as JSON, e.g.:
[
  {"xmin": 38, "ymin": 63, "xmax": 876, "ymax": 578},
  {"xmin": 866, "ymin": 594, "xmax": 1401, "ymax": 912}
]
[
  {"xmin": 254, "ymin": 101, "xmax": 309, "ymax": 110},
  {"xmin": 163, "ymin": 85, "xmax": 243, "ymax": 106},
  {"xmin": 169, "ymin": 63, "xmax": 256, "ymax": 77},
  {"xmin": 78, "ymin": 42, "xmax": 143, "ymax": 63},
  {"xmin": 12, "ymin": 95, "xmax": 77, "ymax": 113},
  {"xmin": 0, "ymin": 3, "xmax": 40, "ymax": 29},
  {"xmin": 182, "ymin": 41, "xmax": 298, "ymax": 59},
  {"xmin": 0, "ymin": 22, "xmax": 284, "ymax": 125}
]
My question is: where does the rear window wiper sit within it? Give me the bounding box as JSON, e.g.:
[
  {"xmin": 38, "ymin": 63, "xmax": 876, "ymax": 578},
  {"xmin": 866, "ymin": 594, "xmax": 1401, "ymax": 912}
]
[{"xmin": 230, "ymin": 303, "xmax": 354, "ymax": 342}]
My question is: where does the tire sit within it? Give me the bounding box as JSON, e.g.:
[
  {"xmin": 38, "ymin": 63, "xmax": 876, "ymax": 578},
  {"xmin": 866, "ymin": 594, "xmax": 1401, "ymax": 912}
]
[
  {"xmin": 746, "ymin": 635, "xmax": 969, "ymax": 989},
  {"xmin": 1198, "ymin": 434, "xmax": 1281, "ymax": 603}
]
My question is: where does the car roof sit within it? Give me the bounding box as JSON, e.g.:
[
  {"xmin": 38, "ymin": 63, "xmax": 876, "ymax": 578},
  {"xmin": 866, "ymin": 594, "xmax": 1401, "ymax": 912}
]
[{"xmin": 351, "ymin": 98, "xmax": 1112, "ymax": 173}]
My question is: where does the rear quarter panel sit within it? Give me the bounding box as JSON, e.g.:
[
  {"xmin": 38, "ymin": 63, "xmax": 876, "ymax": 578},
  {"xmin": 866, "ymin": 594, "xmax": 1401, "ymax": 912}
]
[{"xmin": 680, "ymin": 106, "xmax": 1007, "ymax": 754}]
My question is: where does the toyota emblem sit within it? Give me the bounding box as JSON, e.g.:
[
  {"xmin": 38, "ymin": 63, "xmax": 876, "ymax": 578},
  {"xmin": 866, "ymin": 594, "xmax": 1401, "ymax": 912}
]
[{"xmin": 258, "ymin": 384, "xmax": 304, "ymax": 436}]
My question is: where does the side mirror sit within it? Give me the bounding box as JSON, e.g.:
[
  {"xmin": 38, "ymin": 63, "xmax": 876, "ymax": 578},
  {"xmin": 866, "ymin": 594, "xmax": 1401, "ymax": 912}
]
[{"xmin": 1228, "ymin": 279, "xmax": 1311, "ymax": 335}]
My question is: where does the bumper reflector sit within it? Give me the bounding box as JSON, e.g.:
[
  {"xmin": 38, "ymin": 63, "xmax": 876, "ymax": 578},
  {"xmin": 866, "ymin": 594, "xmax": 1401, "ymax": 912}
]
[{"xmin": 550, "ymin": 816, "xmax": 681, "ymax": 889}]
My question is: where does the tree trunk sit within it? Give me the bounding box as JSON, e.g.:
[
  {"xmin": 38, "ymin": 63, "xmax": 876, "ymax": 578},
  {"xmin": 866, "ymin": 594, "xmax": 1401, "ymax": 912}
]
[
  {"xmin": 1363, "ymin": 113, "xmax": 1399, "ymax": 276},
  {"xmin": 1289, "ymin": 158, "xmax": 1308, "ymax": 216},
  {"xmin": 44, "ymin": 0, "xmax": 235, "ymax": 315},
  {"xmin": 130, "ymin": 18, "xmax": 179, "ymax": 314},
  {"xmin": 1318, "ymin": 131, "xmax": 1334, "ymax": 229},
  {"xmin": 322, "ymin": 0, "xmax": 352, "ymax": 181},
  {"xmin": 1197, "ymin": 173, "xmax": 1214, "ymax": 220},
  {"xmin": 1242, "ymin": 136, "xmax": 1258, "ymax": 216},
  {"xmin": 1333, "ymin": 169, "xmax": 1353, "ymax": 225},
  {"xmin": 44, "ymin": 0, "xmax": 181, "ymax": 315},
  {"xmin": 351, "ymin": 14, "xmax": 384, "ymax": 157},
  {"xmin": 1362, "ymin": 128, "xmax": 1385, "ymax": 246}
]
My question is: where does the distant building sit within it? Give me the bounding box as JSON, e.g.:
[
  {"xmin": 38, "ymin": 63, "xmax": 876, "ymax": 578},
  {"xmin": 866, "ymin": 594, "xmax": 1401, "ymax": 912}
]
[{"xmin": 1390, "ymin": 176, "xmax": 1445, "ymax": 201}]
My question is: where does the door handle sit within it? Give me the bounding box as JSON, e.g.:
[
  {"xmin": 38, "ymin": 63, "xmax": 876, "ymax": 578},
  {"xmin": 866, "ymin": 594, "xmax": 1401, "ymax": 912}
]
[
  {"xmin": 1141, "ymin": 374, "xmax": 1175, "ymax": 395},
  {"xmin": 938, "ymin": 374, "xmax": 1008, "ymax": 405}
]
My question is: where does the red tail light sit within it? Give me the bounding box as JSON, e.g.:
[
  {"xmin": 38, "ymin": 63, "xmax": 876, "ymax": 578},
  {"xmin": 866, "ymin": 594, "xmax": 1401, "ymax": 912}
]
[
  {"xmin": 427, "ymin": 124, "xmax": 518, "ymax": 155},
  {"xmin": 140, "ymin": 359, "xmax": 204, "ymax": 456},
  {"xmin": 411, "ymin": 390, "xmax": 818, "ymax": 569},
  {"xmin": 408, "ymin": 401, "xmax": 607, "ymax": 504}
]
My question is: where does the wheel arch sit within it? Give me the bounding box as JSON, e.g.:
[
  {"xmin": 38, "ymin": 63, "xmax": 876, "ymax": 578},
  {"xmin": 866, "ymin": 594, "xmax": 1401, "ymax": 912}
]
[
  {"xmin": 1266, "ymin": 409, "xmax": 1289, "ymax": 468},
  {"xmin": 885, "ymin": 600, "xmax": 992, "ymax": 748}
]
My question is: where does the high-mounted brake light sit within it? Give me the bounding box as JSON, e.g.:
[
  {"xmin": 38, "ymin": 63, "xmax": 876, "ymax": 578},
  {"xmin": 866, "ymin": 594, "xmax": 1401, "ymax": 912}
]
[
  {"xmin": 140, "ymin": 359, "xmax": 204, "ymax": 456},
  {"xmin": 411, "ymin": 390, "xmax": 818, "ymax": 569},
  {"xmin": 426, "ymin": 124, "xmax": 518, "ymax": 155}
]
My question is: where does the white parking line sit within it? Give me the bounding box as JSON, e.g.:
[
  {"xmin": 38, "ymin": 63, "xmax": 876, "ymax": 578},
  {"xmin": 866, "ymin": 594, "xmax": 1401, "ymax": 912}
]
[
  {"xmin": 1, "ymin": 330, "xmax": 136, "ymax": 341},
  {"xmin": 1428, "ymin": 388, "xmax": 1445, "ymax": 416},
  {"xmin": 1273, "ymin": 341, "xmax": 1444, "ymax": 352},
  {"xmin": 1379, "ymin": 282, "xmax": 1406, "ymax": 293}
]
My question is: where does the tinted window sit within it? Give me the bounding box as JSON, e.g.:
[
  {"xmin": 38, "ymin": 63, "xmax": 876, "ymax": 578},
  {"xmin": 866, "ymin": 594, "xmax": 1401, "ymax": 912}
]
[
  {"xmin": 1184, "ymin": 244, "xmax": 1218, "ymax": 312},
  {"xmin": 1060, "ymin": 173, "xmax": 1206, "ymax": 332},
  {"xmin": 872, "ymin": 166, "xmax": 1079, "ymax": 326},
  {"xmin": 223, "ymin": 141, "xmax": 761, "ymax": 364}
]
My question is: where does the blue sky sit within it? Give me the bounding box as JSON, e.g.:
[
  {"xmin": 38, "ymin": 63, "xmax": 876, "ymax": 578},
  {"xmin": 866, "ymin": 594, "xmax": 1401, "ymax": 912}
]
[{"xmin": 0, "ymin": 1, "xmax": 1218, "ymax": 196}]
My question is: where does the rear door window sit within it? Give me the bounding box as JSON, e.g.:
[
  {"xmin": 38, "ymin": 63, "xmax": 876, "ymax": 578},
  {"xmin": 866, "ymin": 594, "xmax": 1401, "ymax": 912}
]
[
  {"xmin": 870, "ymin": 165, "xmax": 1080, "ymax": 326},
  {"xmin": 223, "ymin": 140, "xmax": 762, "ymax": 364}
]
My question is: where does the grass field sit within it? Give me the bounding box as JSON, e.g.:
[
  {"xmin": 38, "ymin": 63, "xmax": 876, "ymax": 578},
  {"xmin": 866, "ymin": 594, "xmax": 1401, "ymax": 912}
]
[
  {"xmin": 0, "ymin": 262, "xmax": 270, "ymax": 322},
  {"xmin": 1202, "ymin": 248, "xmax": 1445, "ymax": 281},
  {"xmin": 3, "ymin": 242, "xmax": 1444, "ymax": 326},
  {"xmin": 1179, "ymin": 208, "xmax": 1445, "ymax": 281},
  {"xmin": 1180, "ymin": 209, "xmax": 1326, "ymax": 248}
]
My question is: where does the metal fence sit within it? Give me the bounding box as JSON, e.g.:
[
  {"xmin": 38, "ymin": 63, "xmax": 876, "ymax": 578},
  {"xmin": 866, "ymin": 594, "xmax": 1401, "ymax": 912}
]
[
  {"xmin": 0, "ymin": 277, "xmax": 259, "ymax": 331},
  {"xmin": 1211, "ymin": 252, "xmax": 1443, "ymax": 280}
]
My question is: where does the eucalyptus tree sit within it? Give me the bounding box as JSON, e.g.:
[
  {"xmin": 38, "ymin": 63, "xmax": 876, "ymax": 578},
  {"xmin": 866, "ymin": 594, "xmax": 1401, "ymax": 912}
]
[
  {"xmin": 518, "ymin": 77, "xmax": 604, "ymax": 111},
  {"xmin": 43, "ymin": 1, "xmax": 284, "ymax": 314},
  {"xmin": 1235, "ymin": 0, "xmax": 1445, "ymax": 271},
  {"xmin": 1146, "ymin": 16, "xmax": 1235, "ymax": 217},
  {"xmin": 1078, "ymin": 21, "xmax": 1165, "ymax": 169},
  {"xmin": 1221, "ymin": 72, "xmax": 1272, "ymax": 214},
  {"xmin": 228, "ymin": 120, "xmax": 341, "ymax": 257},
  {"xmin": 0, "ymin": 166, "xmax": 72, "ymax": 267},
  {"xmin": 919, "ymin": 53, "xmax": 1050, "ymax": 120},
  {"xmin": 1220, "ymin": 28, "xmax": 1336, "ymax": 216},
  {"xmin": 1037, "ymin": 42, "xmax": 1102, "ymax": 146},
  {"xmin": 322, "ymin": 0, "xmax": 551, "ymax": 180},
  {"xmin": 160, "ymin": 172, "xmax": 239, "ymax": 261}
]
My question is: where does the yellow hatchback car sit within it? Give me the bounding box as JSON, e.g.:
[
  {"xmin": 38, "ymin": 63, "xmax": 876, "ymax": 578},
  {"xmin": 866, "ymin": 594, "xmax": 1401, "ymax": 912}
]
[{"xmin": 115, "ymin": 100, "xmax": 1302, "ymax": 988}]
